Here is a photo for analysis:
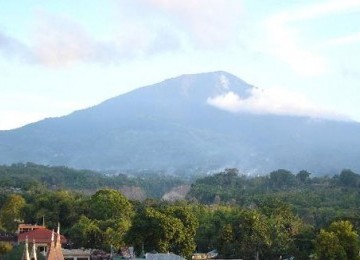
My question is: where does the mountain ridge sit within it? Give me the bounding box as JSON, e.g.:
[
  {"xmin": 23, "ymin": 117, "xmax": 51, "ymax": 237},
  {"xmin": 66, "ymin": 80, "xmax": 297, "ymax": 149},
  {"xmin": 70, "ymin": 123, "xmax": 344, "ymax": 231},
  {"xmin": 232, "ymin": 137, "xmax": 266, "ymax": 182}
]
[{"xmin": 1, "ymin": 71, "xmax": 360, "ymax": 175}]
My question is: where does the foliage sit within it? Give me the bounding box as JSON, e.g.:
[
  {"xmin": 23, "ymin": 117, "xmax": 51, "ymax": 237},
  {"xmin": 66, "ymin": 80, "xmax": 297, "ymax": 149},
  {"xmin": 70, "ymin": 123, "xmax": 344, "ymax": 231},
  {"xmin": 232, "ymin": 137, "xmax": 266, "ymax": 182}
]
[
  {"xmin": 89, "ymin": 189, "xmax": 134, "ymax": 220},
  {"xmin": 72, "ymin": 189, "xmax": 134, "ymax": 251},
  {"xmin": 70, "ymin": 215, "xmax": 103, "ymax": 249},
  {"xmin": 126, "ymin": 204, "xmax": 198, "ymax": 258},
  {"xmin": 0, "ymin": 194, "xmax": 25, "ymax": 232},
  {"xmin": 315, "ymin": 229, "xmax": 346, "ymax": 260},
  {"xmin": 1, "ymin": 165, "xmax": 360, "ymax": 259},
  {"xmin": 314, "ymin": 220, "xmax": 360, "ymax": 260},
  {"xmin": 0, "ymin": 163, "xmax": 185, "ymax": 198},
  {"xmin": 0, "ymin": 242, "xmax": 12, "ymax": 255},
  {"xmin": 339, "ymin": 169, "xmax": 360, "ymax": 188}
]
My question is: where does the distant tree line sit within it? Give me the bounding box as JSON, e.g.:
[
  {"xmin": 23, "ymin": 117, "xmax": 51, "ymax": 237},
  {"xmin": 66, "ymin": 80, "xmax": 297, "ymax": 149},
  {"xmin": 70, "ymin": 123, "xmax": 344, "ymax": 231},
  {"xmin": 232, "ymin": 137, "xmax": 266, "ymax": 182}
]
[
  {"xmin": 0, "ymin": 163, "xmax": 185, "ymax": 198},
  {"xmin": 0, "ymin": 165, "xmax": 360, "ymax": 259}
]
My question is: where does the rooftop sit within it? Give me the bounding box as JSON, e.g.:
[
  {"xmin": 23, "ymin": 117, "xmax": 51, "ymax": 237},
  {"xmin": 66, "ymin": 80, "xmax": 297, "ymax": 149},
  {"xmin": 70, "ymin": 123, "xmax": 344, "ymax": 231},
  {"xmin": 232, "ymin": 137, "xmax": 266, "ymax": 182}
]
[{"xmin": 18, "ymin": 228, "xmax": 67, "ymax": 244}]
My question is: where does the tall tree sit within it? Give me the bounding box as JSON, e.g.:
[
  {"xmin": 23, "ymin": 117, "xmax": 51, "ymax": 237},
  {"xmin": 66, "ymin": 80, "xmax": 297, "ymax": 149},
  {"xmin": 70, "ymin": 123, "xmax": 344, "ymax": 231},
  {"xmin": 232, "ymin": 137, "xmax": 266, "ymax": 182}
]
[
  {"xmin": 71, "ymin": 189, "xmax": 134, "ymax": 251},
  {"xmin": 328, "ymin": 220, "xmax": 360, "ymax": 259},
  {"xmin": 126, "ymin": 205, "xmax": 198, "ymax": 259},
  {"xmin": 0, "ymin": 194, "xmax": 25, "ymax": 232},
  {"xmin": 314, "ymin": 220, "xmax": 360, "ymax": 260},
  {"xmin": 314, "ymin": 230, "xmax": 346, "ymax": 260},
  {"xmin": 89, "ymin": 189, "xmax": 134, "ymax": 221},
  {"xmin": 269, "ymin": 169, "xmax": 296, "ymax": 189}
]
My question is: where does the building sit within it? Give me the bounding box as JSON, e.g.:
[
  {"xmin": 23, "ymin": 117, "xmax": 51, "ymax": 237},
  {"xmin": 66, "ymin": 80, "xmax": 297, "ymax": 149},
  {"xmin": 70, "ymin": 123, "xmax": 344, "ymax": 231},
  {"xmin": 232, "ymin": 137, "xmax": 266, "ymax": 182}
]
[
  {"xmin": 18, "ymin": 224, "xmax": 46, "ymax": 234},
  {"xmin": 20, "ymin": 224, "xmax": 66, "ymax": 260},
  {"xmin": 62, "ymin": 248, "xmax": 91, "ymax": 260}
]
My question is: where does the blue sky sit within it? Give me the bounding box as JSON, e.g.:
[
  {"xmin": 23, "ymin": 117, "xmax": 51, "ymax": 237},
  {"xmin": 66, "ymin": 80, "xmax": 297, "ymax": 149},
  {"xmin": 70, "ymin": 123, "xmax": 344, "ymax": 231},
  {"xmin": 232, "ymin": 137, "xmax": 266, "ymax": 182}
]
[{"xmin": 1, "ymin": 0, "xmax": 360, "ymax": 130}]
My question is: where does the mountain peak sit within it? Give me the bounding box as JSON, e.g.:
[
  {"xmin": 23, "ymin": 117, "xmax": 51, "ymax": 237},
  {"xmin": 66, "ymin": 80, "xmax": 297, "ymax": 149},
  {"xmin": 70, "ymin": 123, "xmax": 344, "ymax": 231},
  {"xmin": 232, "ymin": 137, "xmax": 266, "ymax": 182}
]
[
  {"xmin": 1, "ymin": 71, "xmax": 359, "ymax": 175},
  {"xmin": 140, "ymin": 71, "xmax": 253, "ymax": 104},
  {"xmin": 95, "ymin": 71, "xmax": 254, "ymax": 113}
]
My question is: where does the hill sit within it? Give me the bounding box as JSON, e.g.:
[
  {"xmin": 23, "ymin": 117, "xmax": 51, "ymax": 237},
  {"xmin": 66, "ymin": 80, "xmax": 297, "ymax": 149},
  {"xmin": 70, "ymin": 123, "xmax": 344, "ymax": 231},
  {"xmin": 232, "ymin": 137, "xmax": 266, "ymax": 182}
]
[{"xmin": 1, "ymin": 71, "xmax": 360, "ymax": 175}]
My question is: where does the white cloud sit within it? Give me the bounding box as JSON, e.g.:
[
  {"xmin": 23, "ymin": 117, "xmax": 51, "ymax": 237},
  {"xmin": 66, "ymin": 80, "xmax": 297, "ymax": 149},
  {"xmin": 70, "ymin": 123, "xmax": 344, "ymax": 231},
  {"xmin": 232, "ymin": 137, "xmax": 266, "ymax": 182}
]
[
  {"xmin": 270, "ymin": 0, "xmax": 360, "ymax": 22},
  {"xmin": 207, "ymin": 87, "xmax": 347, "ymax": 120},
  {"xmin": 264, "ymin": 0, "xmax": 360, "ymax": 77},
  {"xmin": 0, "ymin": 8, "xmax": 184, "ymax": 67},
  {"xmin": 144, "ymin": 0, "xmax": 244, "ymax": 48},
  {"xmin": 265, "ymin": 17, "xmax": 327, "ymax": 77},
  {"xmin": 32, "ymin": 12, "xmax": 95, "ymax": 67},
  {"xmin": 324, "ymin": 32, "xmax": 360, "ymax": 47},
  {"xmin": 0, "ymin": 1, "xmax": 245, "ymax": 67},
  {"xmin": 0, "ymin": 31, "xmax": 34, "ymax": 62}
]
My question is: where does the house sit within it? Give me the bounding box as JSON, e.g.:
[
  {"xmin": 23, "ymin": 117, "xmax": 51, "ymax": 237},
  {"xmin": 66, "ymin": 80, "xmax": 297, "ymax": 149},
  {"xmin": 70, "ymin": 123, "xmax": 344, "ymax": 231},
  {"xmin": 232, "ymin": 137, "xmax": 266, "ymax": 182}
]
[
  {"xmin": 18, "ymin": 225, "xmax": 67, "ymax": 256},
  {"xmin": 18, "ymin": 224, "xmax": 46, "ymax": 234},
  {"xmin": 20, "ymin": 224, "xmax": 66, "ymax": 260}
]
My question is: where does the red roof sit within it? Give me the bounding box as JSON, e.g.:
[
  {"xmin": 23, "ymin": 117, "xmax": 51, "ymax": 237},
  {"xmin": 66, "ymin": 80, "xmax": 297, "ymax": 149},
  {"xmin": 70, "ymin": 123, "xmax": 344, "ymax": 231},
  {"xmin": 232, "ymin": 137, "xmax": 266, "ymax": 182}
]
[{"xmin": 18, "ymin": 228, "xmax": 67, "ymax": 244}]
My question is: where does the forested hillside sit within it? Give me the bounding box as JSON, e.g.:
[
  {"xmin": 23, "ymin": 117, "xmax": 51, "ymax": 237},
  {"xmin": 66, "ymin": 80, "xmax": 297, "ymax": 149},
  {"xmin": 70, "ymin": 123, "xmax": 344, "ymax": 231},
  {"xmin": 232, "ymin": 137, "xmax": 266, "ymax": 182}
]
[
  {"xmin": 0, "ymin": 163, "xmax": 185, "ymax": 198},
  {"xmin": 187, "ymin": 168, "xmax": 360, "ymax": 228},
  {"xmin": 1, "ymin": 165, "xmax": 360, "ymax": 259}
]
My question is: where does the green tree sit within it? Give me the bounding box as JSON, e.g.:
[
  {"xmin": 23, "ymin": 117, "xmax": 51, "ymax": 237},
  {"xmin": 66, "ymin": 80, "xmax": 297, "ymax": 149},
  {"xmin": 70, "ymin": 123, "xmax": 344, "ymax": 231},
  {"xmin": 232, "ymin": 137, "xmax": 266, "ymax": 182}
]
[
  {"xmin": 0, "ymin": 194, "xmax": 26, "ymax": 232},
  {"xmin": 296, "ymin": 170, "xmax": 311, "ymax": 183},
  {"xmin": 339, "ymin": 169, "xmax": 360, "ymax": 187},
  {"xmin": 258, "ymin": 198, "xmax": 305, "ymax": 258},
  {"xmin": 218, "ymin": 224, "xmax": 236, "ymax": 258},
  {"xmin": 269, "ymin": 169, "xmax": 296, "ymax": 189},
  {"xmin": 193, "ymin": 205, "xmax": 224, "ymax": 253},
  {"xmin": 314, "ymin": 229, "xmax": 346, "ymax": 260},
  {"xmin": 0, "ymin": 242, "xmax": 13, "ymax": 255},
  {"xmin": 90, "ymin": 190, "xmax": 134, "ymax": 250},
  {"xmin": 328, "ymin": 220, "xmax": 360, "ymax": 259},
  {"xmin": 89, "ymin": 189, "xmax": 134, "ymax": 221},
  {"xmin": 70, "ymin": 215, "xmax": 103, "ymax": 249},
  {"xmin": 70, "ymin": 189, "xmax": 134, "ymax": 251},
  {"xmin": 165, "ymin": 205, "xmax": 199, "ymax": 258},
  {"xmin": 232, "ymin": 210, "xmax": 271, "ymax": 260},
  {"xmin": 217, "ymin": 210, "xmax": 271, "ymax": 259},
  {"xmin": 127, "ymin": 205, "xmax": 198, "ymax": 259},
  {"xmin": 23, "ymin": 190, "xmax": 84, "ymax": 231},
  {"xmin": 314, "ymin": 220, "xmax": 360, "ymax": 260}
]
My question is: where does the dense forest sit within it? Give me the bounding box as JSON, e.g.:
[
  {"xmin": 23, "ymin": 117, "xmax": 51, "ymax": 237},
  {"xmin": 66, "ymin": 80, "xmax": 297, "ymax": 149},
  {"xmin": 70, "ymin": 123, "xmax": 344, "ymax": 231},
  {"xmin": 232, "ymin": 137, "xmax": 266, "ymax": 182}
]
[
  {"xmin": 1, "ymin": 164, "xmax": 360, "ymax": 259},
  {"xmin": 0, "ymin": 163, "xmax": 186, "ymax": 198}
]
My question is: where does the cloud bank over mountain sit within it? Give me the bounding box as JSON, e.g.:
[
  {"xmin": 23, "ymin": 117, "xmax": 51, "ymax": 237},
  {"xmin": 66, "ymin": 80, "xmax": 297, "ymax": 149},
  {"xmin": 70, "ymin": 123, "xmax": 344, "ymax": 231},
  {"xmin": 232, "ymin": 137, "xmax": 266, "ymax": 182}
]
[{"xmin": 207, "ymin": 87, "xmax": 347, "ymax": 120}]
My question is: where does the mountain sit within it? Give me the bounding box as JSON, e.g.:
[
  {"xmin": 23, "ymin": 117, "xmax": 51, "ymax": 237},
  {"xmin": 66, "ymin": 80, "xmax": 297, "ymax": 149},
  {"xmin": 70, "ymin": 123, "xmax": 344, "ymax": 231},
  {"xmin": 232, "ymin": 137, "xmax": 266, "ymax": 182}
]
[{"xmin": 1, "ymin": 71, "xmax": 360, "ymax": 175}]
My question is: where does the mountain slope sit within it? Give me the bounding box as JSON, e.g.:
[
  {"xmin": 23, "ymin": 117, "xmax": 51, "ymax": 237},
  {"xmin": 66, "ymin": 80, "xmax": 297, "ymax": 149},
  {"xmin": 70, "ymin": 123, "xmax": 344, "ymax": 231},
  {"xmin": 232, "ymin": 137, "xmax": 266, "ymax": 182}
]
[{"xmin": 1, "ymin": 71, "xmax": 360, "ymax": 175}]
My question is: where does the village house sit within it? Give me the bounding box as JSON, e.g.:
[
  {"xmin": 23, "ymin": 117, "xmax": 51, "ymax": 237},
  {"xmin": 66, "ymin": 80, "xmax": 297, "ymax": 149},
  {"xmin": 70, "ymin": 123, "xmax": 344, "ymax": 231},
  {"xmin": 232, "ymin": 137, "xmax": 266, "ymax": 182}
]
[
  {"xmin": 18, "ymin": 224, "xmax": 67, "ymax": 257},
  {"xmin": 17, "ymin": 223, "xmax": 91, "ymax": 260}
]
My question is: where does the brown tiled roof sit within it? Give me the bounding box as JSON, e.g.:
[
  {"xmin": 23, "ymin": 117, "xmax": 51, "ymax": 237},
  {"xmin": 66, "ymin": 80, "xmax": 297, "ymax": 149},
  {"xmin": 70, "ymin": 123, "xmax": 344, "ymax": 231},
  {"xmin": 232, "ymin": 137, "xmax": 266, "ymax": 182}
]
[{"xmin": 18, "ymin": 228, "xmax": 67, "ymax": 244}]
